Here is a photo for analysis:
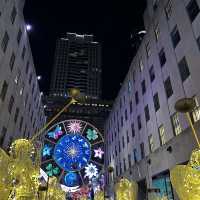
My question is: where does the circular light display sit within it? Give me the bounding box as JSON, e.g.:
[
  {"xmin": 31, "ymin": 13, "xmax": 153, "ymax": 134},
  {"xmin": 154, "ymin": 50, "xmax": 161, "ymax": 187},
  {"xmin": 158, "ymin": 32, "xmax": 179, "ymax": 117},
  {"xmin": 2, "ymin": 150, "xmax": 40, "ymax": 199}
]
[
  {"xmin": 41, "ymin": 120, "xmax": 104, "ymax": 189},
  {"xmin": 54, "ymin": 134, "xmax": 91, "ymax": 171}
]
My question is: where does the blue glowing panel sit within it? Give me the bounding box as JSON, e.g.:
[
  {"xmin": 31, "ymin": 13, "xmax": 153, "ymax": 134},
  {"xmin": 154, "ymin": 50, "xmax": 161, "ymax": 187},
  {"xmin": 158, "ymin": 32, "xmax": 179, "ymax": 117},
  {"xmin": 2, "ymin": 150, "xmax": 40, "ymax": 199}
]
[
  {"xmin": 53, "ymin": 134, "xmax": 91, "ymax": 171},
  {"xmin": 64, "ymin": 172, "xmax": 81, "ymax": 187}
]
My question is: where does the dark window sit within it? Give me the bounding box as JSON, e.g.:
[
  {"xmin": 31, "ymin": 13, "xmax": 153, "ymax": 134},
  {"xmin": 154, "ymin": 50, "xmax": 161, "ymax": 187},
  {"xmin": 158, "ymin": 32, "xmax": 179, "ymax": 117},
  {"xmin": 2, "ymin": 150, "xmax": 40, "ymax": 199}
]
[
  {"xmin": 14, "ymin": 107, "xmax": 19, "ymax": 123},
  {"xmin": 123, "ymin": 158, "xmax": 126, "ymax": 171},
  {"xmin": 21, "ymin": 46, "xmax": 26, "ymax": 60},
  {"xmin": 159, "ymin": 48, "xmax": 166, "ymax": 67},
  {"xmin": 126, "ymin": 130, "xmax": 129, "ymax": 143},
  {"xmin": 121, "ymin": 116, "xmax": 123, "ymax": 127},
  {"xmin": 25, "ymin": 61, "xmax": 29, "ymax": 74},
  {"xmin": 153, "ymin": 0, "xmax": 158, "ymax": 11},
  {"xmin": 149, "ymin": 65, "xmax": 155, "ymax": 82},
  {"xmin": 17, "ymin": 29, "xmax": 22, "ymax": 44},
  {"xmin": 164, "ymin": 77, "xmax": 173, "ymax": 98},
  {"xmin": 153, "ymin": 93, "xmax": 160, "ymax": 111},
  {"xmin": 128, "ymin": 154, "xmax": 131, "ymax": 168},
  {"xmin": 9, "ymin": 52, "xmax": 15, "ymax": 71},
  {"xmin": 140, "ymin": 143, "xmax": 145, "ymax": 159},
  {"xmin": 8, "ymin": 95, "xmax": 14, "ymax": 113},
  {"xmin": 137, "ymin": 115, "xmax": 142, "ymax": 130},
  {"xmin": 1, "ymin": 31, "xmax": 9, "ymax": 53},
  {"xmin": 141, "ymin": 80, "xmax": 146, "ymax": 95},
  {"xmin": 10, "ymin": 6, "xmax": 17, "ymax": 24},
  {"xmin": 131, "ymin": 123, "xmax": 135, "ymax": 137},
  {"xmin": 130, "ymin": 101, "xmax": 133, "ymax": 114},
  {"xmin": 125, "ymin": 109, "xmax": 128, "ymax": 121},
  {"xmin": 122, "ymin": 136, "xmax": 125, "ymax": 148},
  {"xmin": 135, "ymin": 91, "xmax": 139, "ymax": 105},
  {"xmin": 197, "ymin": 36, "xmax": 200, "ymax": 50},
  {"xmin": 145, "ymin": 105, "xmax": 150, "ymax": 121},
  {"xmin": 133, "ymin": 70, "xmax": 135, "ymax": 83},
  {"xmin": 0, "ymin": 127, "xmax": 7, "ymax": 146},
  {"xmin": 119, "ymin": 141, "xmax": 121, "ymax": 152},
  {"xmin": 0, "ymin": 81, "xmax": 8, "ymax": 102},
  {"xmin": 171, "ymin": 25, "xmax": 181, "ymax": 48},
  {"xmin": 120, "ymin": 98, "xmax": 122, "ymax": 109},
  {"xmin": 133, "ymin": 148, "xmax": 137, "ymax": 163},
  {"xmin": 29, "ymin": 72, "xmax": 33, "ymax": 84},
  {"xmin": 25, "ymin": 93, "xmax": 28, "ymax": 107},
  {"xmin": 187, "ymin": 0, "xmax": 200, "ymax": 22},
  {"xmin": 178, "ymin": 57, "xmax": 190, "ymax": 82}
]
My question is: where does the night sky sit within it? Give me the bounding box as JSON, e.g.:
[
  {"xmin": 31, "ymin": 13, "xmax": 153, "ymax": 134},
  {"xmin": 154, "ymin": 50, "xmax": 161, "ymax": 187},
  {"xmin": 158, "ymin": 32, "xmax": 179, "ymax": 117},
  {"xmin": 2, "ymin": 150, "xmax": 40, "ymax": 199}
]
[{"xmin": 24, "ymin": 0, "xmax": 146, "ymax": 100}]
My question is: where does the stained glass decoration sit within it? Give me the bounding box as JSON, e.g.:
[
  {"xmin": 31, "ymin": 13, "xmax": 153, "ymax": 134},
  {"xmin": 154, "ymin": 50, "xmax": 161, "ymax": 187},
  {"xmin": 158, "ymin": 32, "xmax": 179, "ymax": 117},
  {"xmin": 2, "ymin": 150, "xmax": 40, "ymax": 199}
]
[{"xmin": 41, "ymin": 119, "xmax": 104, "ymax": 190}]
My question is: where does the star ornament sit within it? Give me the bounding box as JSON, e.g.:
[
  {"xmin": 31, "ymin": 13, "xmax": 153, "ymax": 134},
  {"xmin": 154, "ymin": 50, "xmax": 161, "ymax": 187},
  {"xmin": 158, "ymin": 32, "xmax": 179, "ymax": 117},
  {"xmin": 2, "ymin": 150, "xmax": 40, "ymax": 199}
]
[
  {"xmin": 67, "ymin": 121, "xmax": 82, "ymax": 133},
  {"xmin": 94, "ymin": 148, "xmax": 104, "ymax": 159},
  {"xmin": 85, "ymin": 163, "xmax": 98, "ymax": 179}
]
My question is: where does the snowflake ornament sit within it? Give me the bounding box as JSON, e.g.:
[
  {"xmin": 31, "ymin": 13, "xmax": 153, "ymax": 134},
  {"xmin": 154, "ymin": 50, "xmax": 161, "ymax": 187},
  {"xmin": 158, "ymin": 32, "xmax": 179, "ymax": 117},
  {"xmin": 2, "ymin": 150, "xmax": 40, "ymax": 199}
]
[
  {"xmin": 94, "ymin": 148, "xmax": 104, "ymax": 159},
  {"xmin": 87, "ymin": 129, "xmax": 98, "ymax": 141},
  {"xmin": 67, "ymin": 121, "xmax": 82, "ymax": 133},
  {"xmin": 85, "ymin": 163, "xmax": 98, "ymax": 179}
]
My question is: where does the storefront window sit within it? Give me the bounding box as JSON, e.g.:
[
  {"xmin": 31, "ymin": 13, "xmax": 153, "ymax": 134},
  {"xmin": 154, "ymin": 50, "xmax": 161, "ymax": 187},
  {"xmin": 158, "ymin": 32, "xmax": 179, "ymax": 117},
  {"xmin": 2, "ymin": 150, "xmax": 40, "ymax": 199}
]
[{"xmin": 152, "ymin": 173, "xmax": 174, "ymax": 200}]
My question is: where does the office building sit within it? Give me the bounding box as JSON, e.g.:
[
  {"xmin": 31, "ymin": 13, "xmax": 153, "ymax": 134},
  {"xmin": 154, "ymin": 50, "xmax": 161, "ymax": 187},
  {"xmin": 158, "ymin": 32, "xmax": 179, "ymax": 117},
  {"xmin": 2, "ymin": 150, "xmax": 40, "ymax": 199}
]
[
  {"xmin": 104, "ymin": 0, "xmax": 200, "ymax": 199},
  {"xmin": 50, "ymin": 32, "xmax": 102, "ymax": 99},
  {"xmin": 44, "ymin": 96, "xmax": 112, "ymax": 135},
  {"xmin": 0, "ymin": 0, "xmax": 46, "ymax": 149}
]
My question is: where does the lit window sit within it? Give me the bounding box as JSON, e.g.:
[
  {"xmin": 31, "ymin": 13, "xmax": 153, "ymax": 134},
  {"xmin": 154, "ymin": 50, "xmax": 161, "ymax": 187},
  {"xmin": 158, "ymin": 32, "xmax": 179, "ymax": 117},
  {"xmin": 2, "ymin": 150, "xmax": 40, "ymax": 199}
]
[
  {"xmin": 139, "ymin": 58, "xmax": 144, "ymax": 71},
  {"xmin": 171, "ymin": 113, "xmax": 182, "ymax": 136},
  {"xmin": 159, "ymin": 125, "xmax": 166, "ymax": 145},
  {"xmin": 192, "ymin": 96, "xmax": 200, "ymax": 122},
  {"xmin": 165, "ymin": 0, "xmax": 172, "ymax": 19},
  {"xmin": 14, "ymin": 71, "xmax": 21, "ymax": 84},
  {"xmin": 20, "ymin": 82, "xmax": 25, "ymax": 95},
  {"xmin": 154, "ymin": 24, "xmax": 160, "ymax": 41},
  {"xmin": 148, "ymin": 135, "xmax": 154, "ymax": 152}
]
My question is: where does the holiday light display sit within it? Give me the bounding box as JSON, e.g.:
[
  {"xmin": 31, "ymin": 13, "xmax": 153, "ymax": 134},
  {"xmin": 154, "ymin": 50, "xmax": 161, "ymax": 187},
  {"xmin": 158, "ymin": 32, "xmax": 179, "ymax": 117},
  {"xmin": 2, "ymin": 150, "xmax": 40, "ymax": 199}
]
[
  {"xmin": 115, "ymin": 178, "xmax": 138, "ymax": 200},
  {"xmin": 41, "ymin": 119, "xmax": 104, "ymax": 191}
]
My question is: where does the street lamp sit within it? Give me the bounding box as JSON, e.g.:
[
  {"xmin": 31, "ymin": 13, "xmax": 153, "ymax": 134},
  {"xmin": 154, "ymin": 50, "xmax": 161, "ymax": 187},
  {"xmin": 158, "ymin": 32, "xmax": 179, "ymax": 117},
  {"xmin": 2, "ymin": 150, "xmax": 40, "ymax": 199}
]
[{"xmin": 175, "ymin": 97, "xmax": 200, "ymax": 147}]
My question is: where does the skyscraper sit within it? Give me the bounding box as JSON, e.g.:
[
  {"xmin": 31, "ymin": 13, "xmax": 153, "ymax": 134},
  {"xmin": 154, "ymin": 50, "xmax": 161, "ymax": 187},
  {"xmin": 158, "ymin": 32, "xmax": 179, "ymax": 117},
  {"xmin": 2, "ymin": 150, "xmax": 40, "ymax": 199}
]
[{"xmin": 50, "ymin": 32, "xmax": 102, "ymax": 99}]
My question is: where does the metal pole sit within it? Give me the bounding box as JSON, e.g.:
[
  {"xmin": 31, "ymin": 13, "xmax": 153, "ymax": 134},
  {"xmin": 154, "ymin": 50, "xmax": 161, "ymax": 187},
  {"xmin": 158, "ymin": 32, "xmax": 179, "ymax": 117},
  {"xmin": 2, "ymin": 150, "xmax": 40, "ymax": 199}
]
[
  {"xmin": 185, "ymin": 112, "xmax": 200, "ymax": 148},
  {"xmin": 31, "ymin": 98, "xmax": 76, "ymax": 142}
]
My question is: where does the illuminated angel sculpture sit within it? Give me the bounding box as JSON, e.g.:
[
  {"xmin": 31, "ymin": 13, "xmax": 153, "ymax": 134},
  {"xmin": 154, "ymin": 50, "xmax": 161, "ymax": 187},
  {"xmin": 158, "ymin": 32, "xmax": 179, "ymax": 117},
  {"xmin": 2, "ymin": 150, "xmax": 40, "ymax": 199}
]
[
  {"xmin": 115, "ymin": 178, "xmax": 138, "ymax": 200},
  {"xmin": 170, "ymin": 148, "xmax": 200, "ymax": 200}
]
